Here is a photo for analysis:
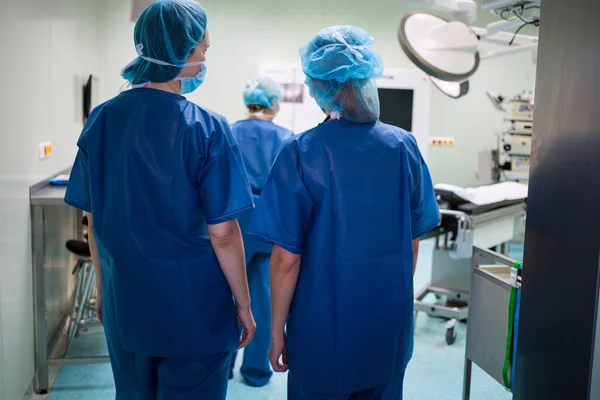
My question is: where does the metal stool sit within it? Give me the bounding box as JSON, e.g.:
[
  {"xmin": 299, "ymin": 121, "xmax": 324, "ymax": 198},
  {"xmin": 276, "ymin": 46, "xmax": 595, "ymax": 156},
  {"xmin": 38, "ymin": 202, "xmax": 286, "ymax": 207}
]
[{"xmin": 65, "ymin": 239, "xmax": 98, "ymax": 352}]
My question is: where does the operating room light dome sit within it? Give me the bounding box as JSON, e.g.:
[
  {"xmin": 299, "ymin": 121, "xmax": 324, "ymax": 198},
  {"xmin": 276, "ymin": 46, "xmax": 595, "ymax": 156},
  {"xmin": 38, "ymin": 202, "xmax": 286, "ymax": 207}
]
[
  {"xmin": 398, "ymin": 12, "xmax": 480, "ymax": 82},
  {"xmin": 430, "ymin": 77, "xmax": 470, "ymax": 98}
]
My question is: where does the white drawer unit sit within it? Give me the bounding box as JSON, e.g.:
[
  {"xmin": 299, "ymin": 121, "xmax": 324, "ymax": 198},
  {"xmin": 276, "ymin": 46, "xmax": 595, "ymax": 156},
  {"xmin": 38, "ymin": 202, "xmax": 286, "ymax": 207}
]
[
  {"xmin": 511, "ymin": 155, "xmax": 530, "ymax": 172},
  {"xmin": 511, "ymin": 135, "xmax": 532, "ymax": 154},
  {"xmin": 515, "ymin": 121, "xmax": 533, "ymax": 132}
]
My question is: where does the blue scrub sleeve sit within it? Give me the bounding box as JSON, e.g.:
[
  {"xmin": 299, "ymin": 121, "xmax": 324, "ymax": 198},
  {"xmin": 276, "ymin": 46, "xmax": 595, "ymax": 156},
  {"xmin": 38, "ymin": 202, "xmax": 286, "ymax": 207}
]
[
  {"xmin": 198, "ymin": 120, "xmax": 253, "ymax": 225},
  {"xmin": 247, "ymin": 142, "xmax": 313, "ymax": 255},
  {"xmin": 64, "ymin": 107, "xmax": 103, "ymax": 212},
  {"xmin": 408, "ymin": 142, "xmax": 440, "ymax": 239},
  {"xmin": 65, "ymin": 151, "xmax": 92, "ymax": 212}
]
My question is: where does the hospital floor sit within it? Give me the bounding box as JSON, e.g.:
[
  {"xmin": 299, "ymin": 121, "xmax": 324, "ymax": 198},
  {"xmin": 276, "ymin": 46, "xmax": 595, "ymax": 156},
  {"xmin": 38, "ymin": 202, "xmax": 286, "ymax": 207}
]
[{"xmin": 32, "ymin": 241, "xmax": 523, "ymax": 400}]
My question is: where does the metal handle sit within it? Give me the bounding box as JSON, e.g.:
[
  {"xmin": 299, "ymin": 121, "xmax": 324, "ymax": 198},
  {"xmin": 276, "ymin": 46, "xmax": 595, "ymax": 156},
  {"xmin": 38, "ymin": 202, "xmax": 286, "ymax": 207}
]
[
  {"xmin": 473, "ymin": 246, "xmax": 517, "ymax": 268},
  {"xmin": 439, "ymin": 209, "xmax": 473, "ymax": 230}
]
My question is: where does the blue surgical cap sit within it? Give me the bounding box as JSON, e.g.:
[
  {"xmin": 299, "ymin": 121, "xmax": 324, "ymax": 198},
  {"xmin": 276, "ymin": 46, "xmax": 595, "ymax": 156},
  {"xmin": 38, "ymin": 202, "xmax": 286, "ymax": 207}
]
[
  {"xmin": 300, "ymin": 26, "xmax": 384, "ymax": 123},
  {"xmin": 121, "ymin": 0, "xmax": 208, "ymax": 85},
  {"xmin": 243, "ymin": 76, "xmax": 282, "ymax": 109}
]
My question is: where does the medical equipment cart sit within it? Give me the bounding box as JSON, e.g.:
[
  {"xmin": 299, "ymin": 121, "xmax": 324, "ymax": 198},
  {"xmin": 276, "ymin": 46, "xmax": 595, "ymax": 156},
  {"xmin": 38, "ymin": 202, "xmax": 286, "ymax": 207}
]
[
  {"xmin": 415, "ymin": 199, "xmax": 526, "ymax": 345},
  {"xmin": 462, "ymin": 247, "xmax": 518, "ymax": 400}
]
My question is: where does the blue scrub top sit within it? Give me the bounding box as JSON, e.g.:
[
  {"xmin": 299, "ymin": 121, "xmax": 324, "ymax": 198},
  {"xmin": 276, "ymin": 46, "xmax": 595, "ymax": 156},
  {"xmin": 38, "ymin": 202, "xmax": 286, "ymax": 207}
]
[
  {"xmin": 247, "ymin": 118, "xmax": 440, "ymax": 394},
  {"xmin": 65, "ymin": 88, "xmax": 253, "ymax": 358},
  {"xmin": 230, "ymin": 119, "xmax": 293, "ymax": 258}
]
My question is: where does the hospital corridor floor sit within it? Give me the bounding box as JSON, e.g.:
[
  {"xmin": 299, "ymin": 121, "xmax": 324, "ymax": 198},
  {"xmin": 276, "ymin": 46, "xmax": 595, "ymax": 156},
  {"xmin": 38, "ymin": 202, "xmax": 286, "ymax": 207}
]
[{"xmin": 30, "ymin": 241, "xmax": 522, "ymax": 400}]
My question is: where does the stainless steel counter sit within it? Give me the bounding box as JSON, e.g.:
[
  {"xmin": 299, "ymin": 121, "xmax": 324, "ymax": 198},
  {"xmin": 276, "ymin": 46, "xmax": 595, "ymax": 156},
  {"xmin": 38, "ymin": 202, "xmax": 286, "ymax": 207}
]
[
  {"xmin": 30, "ymin": 185, "xmax": 68, "ymax": 206},
  {"xmin": 29, "ymin": 170, "xmax": 108, "ymax": 395}
]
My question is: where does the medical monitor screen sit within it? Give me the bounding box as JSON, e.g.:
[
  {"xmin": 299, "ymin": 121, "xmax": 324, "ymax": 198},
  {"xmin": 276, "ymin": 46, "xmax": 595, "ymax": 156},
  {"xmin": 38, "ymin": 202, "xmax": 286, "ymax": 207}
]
[
  {"xmin": 83, "ymin": 75, "xmax": 93, "ymax": 122},
  {"xmin": 378, "ymin": 88, "xmax": 414, "ymax": 132}
]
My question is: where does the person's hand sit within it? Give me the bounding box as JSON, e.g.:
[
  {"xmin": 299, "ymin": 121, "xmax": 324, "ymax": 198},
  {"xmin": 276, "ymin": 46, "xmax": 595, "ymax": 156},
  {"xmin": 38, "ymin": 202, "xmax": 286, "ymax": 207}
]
[
  {"xmin": 269, "ymin": 333, "xmax": 288, "ymax": 372},
  {"xmin": 95, "ymin": 289, "xmax": 103, "ymax": 326},
  {"xmin": 236, "ymin": 305, "xmax": 256, "ymax": 349}
]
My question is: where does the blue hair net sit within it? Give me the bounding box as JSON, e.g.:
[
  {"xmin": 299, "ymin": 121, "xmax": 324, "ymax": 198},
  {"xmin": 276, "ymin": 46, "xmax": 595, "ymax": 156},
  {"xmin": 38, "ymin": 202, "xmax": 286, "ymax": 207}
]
[
  {"xmin": 243, "ymin": 76, "xmax": 282, "ymax": 109},
  {"xmin": 300, "ymin": 26, "xmax": 384, "ymax": 123},
  {"xmin": 121, "ymin": 0, "xmax": 207, "ymax": 85}
]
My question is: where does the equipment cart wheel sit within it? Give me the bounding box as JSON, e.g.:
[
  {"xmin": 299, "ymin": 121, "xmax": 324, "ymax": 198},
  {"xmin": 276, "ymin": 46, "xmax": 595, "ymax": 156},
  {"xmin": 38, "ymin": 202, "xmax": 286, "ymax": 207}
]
[{"xmin": 446, "ymin": 319, "xmax": 458, "ymax": 345}]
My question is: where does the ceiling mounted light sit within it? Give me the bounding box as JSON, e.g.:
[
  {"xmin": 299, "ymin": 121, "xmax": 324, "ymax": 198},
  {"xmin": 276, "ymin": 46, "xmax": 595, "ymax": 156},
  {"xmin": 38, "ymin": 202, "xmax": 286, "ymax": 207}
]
[
  {"xmin": 398, "ymin": 12, "xmax": 480, "ymax": 82},
  {"xmin": 430, "ymin": 77, "xmax": 470, "ymax": 98}
]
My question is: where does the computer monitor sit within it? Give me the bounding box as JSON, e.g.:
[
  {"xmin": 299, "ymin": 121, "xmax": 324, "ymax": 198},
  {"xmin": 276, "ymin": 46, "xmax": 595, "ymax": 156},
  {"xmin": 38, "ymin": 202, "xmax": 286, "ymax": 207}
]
[
  {"xmin": 82, "ymin": 74, "xmax": 99, "ymax": 123},
  {"xmin": 378, "ymin": 88, "xmax": 414, "ymax": 132}
]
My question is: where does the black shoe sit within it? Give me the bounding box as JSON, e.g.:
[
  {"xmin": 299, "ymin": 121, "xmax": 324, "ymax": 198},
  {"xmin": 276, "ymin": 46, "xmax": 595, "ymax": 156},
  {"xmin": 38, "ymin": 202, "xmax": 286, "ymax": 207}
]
[{"xmin": 229, "ymin": 371, "xmax": 234, "ymax": 380}]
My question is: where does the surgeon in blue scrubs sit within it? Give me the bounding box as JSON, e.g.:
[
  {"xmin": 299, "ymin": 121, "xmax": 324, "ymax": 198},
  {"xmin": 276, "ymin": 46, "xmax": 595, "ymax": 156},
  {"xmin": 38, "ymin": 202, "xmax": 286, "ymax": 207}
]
[
  {"xmin": 228, "ymin": 76, "xmax": 293, "ymax": 386},
  {"xmin": 247, "ymin": 26, "xmax": 440, "ymax": 399},
  {"xmin": 64, "ymin": 1, "xmax": 256, "ymax": 398}
]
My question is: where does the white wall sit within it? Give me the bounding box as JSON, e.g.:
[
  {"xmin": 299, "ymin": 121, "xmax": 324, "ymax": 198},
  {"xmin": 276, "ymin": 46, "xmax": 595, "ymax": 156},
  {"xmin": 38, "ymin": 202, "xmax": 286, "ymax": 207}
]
[{"xmin": 0, "ymin": 1, "xmax": 106, "ymax": 398}]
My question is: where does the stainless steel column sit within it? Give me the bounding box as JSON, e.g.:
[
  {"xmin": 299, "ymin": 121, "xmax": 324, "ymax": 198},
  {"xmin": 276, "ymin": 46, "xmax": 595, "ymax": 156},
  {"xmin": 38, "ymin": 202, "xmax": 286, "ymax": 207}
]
[
  {"xmin": 513, "ymin": 1, "xmax": 600, "ymax": 399},
  {"xmin": 31, "ymin": 205, "xmax": 49, "ymax": 394}
]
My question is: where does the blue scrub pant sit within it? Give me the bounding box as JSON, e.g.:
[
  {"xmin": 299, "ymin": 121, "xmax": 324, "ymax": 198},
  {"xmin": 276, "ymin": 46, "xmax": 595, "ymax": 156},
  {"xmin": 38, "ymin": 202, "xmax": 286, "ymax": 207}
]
[
  {"xmin": 288, "ymin": 370, "xmax": 406, "ymax": 400},
  {"xmin": 230, "ymin": 253, "xmax": 273, "ymax": 387},
  {"xmin": 103, "ymin": 282, "xmax": 232, "ymax": 399}
]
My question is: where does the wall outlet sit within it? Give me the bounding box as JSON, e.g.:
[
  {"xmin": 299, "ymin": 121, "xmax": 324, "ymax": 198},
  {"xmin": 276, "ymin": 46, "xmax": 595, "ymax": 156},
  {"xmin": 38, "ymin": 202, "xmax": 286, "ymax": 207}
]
[
  {"xmin": 39, "ymin": 142, "xmax": 52, "ymax": 160},
  {"xmin": 429, "ymin": 137, "xmax": 455, "ymax": 147}
]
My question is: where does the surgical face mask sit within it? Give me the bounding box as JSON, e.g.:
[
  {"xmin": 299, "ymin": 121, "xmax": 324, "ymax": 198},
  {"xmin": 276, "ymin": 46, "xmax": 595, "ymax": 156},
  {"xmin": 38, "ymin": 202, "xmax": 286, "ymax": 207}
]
[
  {"xmin": 175, "ymin": 63, "xmax": 207, "ymax": 95},
  {"xmin": 125, "ymin": 44, "xmax": 207, "ymax": 93}
]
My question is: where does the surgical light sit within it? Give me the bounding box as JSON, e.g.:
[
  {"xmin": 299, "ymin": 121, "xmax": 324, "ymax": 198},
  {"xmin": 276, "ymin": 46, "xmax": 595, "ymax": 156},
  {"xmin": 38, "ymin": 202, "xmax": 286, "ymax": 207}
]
[
  {"xmin": 398, "ymin": 12, "xmax": 481, "ymax": 83},
  {"xmin": 431, "ymin": 77, "xmax": 470, "ymax": 99},
  {"xmin": 398, "ymin": 5, "xmax": 539, "ymax": 100}
]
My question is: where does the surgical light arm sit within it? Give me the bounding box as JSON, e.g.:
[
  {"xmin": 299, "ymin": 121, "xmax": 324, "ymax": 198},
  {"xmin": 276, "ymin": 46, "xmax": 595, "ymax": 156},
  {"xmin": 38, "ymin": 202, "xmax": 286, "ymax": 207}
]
[{"xmin": 405, "ymin": 0, "xmax": 478, "ymax": 23}]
